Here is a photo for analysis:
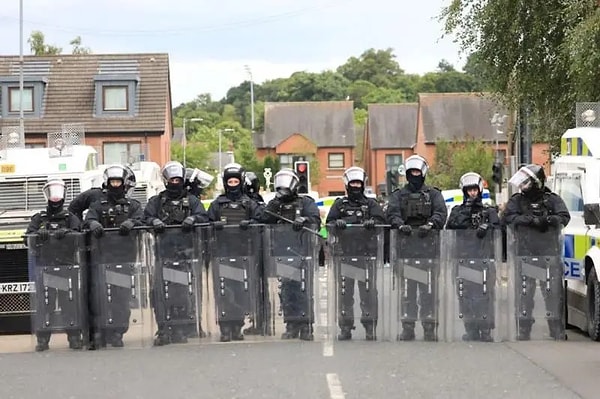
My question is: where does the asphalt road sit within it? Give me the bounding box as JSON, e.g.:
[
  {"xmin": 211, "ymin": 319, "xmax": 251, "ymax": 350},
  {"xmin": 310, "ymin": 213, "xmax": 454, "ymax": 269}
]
[{"xmin": 0, "ymin": 328, "xmax": 597, "ymax": 399}]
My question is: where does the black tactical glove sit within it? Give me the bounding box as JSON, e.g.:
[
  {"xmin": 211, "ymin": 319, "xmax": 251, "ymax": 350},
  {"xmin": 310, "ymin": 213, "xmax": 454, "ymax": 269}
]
[
  {"xmin": 119, "ymin": 219, "xmax": 135, "ymax": 236},
  {"xmin": 89, "ymin": 221, "xmax": 104, "ymax": 238},
  {"xmin": 152, "ymin": 218, "xmax": 166, "ymax": 233},
  {"xmin": 390, "ymin": 218, "xmax": 403, "ymax": 230},
  {"xmin": 476, "ymin": 223, "xmax": 489, "ymax": 239},
  {"xmin": 547, "ymin": 215, "xmax": 562, "ymax": 227},
  {"xmin": 54, "ymin": 228, "xmax": 68, "ymax": 240},
  {"xmin": 399, "ymin": 224, "xmax": 412, "ymax": 236},
  {"xmin": 38, "ymin": 229, "xmax": 50, "ymax": 242},
  {"xmin": 363, "ymin": 219, "xmax": 376, "ymax": 230},
  {"xmin": 266, "ymin": 199, "xmax": 281, "ymax": 213},
  {"xmin": 182, "ymin": 216, "xmax": 195, "ymax": 232},
  {"xmin": 532, "ymin": 216, "xmax": 549, "ymax": 232},
  {"xmin": 292, "ymin": 217, "xmax": 307, "ymax": 231},
  {"xmin": 417, "ymin": 222, "xmax": 433, "ymax": 238},
  {"xmin": 513, "ymin": 215, "xmax": 533, "ymax": 226},
  {"xmin": 213, "ymin": 221, "xmax": 226, "ymax": 231},
  {"xmin": 239, "ymin": 220, "xmax": 251, "ymax": 230},
  {"xmin": 335, "ymin": 219, "xmax": 347, "ymax": 230}
]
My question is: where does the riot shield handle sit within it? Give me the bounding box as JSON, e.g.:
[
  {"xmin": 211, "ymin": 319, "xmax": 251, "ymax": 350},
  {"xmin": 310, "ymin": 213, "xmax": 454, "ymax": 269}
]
[{"xmin": 264, "ymin": 209, "xmax": 324, "ymax": 239}]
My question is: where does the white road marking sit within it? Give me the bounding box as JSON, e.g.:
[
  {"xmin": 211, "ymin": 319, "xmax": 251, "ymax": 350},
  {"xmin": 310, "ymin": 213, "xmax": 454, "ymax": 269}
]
[
  {"xmin": 323, "ymin": 340, "xmax": 333, "ymax": 357},
  {"xmin": 326, "ymin": 373, "xmax": 345, "ymax": 399}
]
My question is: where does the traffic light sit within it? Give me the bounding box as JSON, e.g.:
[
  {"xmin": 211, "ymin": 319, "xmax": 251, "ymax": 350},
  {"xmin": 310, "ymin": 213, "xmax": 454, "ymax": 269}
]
[
  {"xmin": 492, "ymin": 162, "xmax": 503, "ymax": 186},
  {"xmin": 294, "ymin": 161, "xmax": 310, "ymax": 194}
]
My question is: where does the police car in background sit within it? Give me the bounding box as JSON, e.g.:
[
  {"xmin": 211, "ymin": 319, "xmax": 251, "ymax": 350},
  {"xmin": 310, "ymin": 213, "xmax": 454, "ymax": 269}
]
[{"xmin": 551, "ymin": 126, "xmax": 600, "ymax": 341}]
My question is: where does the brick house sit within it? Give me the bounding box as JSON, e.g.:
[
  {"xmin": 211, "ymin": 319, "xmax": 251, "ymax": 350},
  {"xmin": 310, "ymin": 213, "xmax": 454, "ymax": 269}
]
[
  {"xmin": 0, "ymin": 53, "xmax": 173, "ymax": 166},
  {"xmin": 254, "ymin": 101, "xmax": 355, "ymax": 196},
  {"xmin": 363, "ymin": 103, "xmax": 418, "ymax": 195}
]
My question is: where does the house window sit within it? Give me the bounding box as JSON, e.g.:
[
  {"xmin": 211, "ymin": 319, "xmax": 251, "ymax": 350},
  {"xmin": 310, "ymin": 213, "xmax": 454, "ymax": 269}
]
[
  {"xmin": 279, "ymin": 154, "xmax": 293, "ymax": 169},
  {"xmin": 328, "ymin": 153, "xmax": 344, "ymax": 169},
  {"xmin": 103, "ymin": 142, "xmax": 141, "ymax": 165},
  {"xmin": 385, "ymin": 154, "xmax": 403, "ymax": 171},
  {"xmin": 8, "ymin": 87, "xmax": 34, "ymax": 112},
  {"xmin": 103, "ymin": 86, "xmax": 128, "ymax": 111},
  {"xmin": 25, "ymin": 143, "xmax": 45, "ymax": 149}
]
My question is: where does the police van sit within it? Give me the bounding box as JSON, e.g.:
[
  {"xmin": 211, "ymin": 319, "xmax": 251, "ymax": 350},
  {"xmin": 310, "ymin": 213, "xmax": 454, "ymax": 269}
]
[{"xmin": 551, "ymin": 126, "xmax": 600, "ymax": 341}]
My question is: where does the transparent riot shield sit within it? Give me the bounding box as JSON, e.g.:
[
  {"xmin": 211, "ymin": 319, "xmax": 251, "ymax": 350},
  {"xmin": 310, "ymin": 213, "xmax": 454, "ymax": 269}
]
[
  {"xmin": 441, "ymin": 229, "xmax": 502, "ymax": 342},
  {"xmin": 150, "ymin": 225, "xmax": 203, "ymax": 346},
  {"xmin": 327, "ymin": 225, "xmax": 387, "ymax": 341},
  {"xmin": 263, "ymin": 224, "xmax": 321, "ymax": 342},
  {"xmin": 506, "ymin": 226, "xmax": 565, "ymax": 341},
  {"xmin": 89, "ymin": 228, "xmax": 153, "ymax": 348},
  {"xmin": 204, "ymin": 225, "xmax": 262, "ymax": 342},
  {"xmin": 28, "ymin": 232, "xmax": 88, "ymax": 352},
  {"xmin": 391, "ymin": 229, "xmax": 441, "ymax": 342}
]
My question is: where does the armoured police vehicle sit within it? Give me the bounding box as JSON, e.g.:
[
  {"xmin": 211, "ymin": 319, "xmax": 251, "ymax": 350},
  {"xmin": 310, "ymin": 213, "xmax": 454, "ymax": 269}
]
[{"xmin": 551, "ymin": 126, "xmax": 600, "ymax": 341}]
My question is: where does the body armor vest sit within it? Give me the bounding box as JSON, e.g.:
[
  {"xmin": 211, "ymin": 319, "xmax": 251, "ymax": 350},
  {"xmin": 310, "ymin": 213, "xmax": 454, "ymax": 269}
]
[
  {"xmin": 466, "ymin": 205, "xmax": 491, "ymax": 229},
  {"xmin": 519, "ymin": 193, "xmax": 552, "ymax": 219},
  {"xmin": 38, "ymin": 210, "xmax": 69, "ymax": 231},
  {"xmin": 220, "ymin": 199, "xmax": 249, "ymax": 225},
  {"xmin": 339, "ymin": 199, "xmax": 369, "ymax": 224},
  {"xmin": 400, "ymin": 190, "xmax": 432, "ymax": 226},
  {"xmin": 159, "ymin": 195, "xmax": 190, "ymax": 224},
  {"xmin": 99, "ymin": 200, "xmax": 131, "ymax": 227},
  {"xmin": 275, "ymin": 198, "xmax": 303, "ymax": 223}
]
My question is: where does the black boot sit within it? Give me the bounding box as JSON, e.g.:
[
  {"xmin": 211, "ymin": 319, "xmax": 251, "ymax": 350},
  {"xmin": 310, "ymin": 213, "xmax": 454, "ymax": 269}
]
[
  {"xmin": 547, "ymin": 319, "xmax": 565, "ymax": 340},
  {"xmin": 220, "ymin": 323, "xmax": 232, "ymax": 342},
  {"xmin": 397, "ymin": 322, "xmax": 415, "ymax": 341},
  {"xmin": 338, "ymin": 325, "xmax": 353, "ymax": 341},
  {"xmin": 479, "ymin": 329, "xmax": 493, "ymax": 342},
  {"xmin": 281, "ymin": 322, "xmax": 300, "ymax": 339},
  {"xmin": 423, "ymin": 322, "xmax": 437, "ymax": 342},
  {"xmin": 462, "ymin": 323, "xmax": 480, "ymax": 341},
  {"xmin": 153, "ymin": 329, "xmax": 171, "ymax": 346},
  {"xmin": 299, "ymin": 323, "xmax": 314, "ymax": 341},
  {"xmin": 35, "ymin": 336, "xmax": 49, "ymax": 352},
  {"xmin": 67, "ymin": 332, "xmax": 83, "ymax": 350},
  {"xmin": 518, "ymin": 319, "xmax": 533, "ymax": 341},
  {"xmin": 231, "ymin": 324, "xmax": 244, "ymax": 341},
  {"xmin": 363, "ymin": 322, "xmax": 376, "ymax": 341}
]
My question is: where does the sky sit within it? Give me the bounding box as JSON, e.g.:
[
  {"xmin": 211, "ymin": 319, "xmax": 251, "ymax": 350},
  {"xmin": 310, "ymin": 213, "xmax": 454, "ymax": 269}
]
[{"xmin": 0, "ymin": 0, "xmax": 465, "ymax": 106}]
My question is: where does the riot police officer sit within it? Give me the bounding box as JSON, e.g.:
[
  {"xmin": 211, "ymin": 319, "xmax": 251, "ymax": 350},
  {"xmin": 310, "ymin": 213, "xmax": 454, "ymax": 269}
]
[
  {"xmin": 386, "ymin": 155, "xmax": 447, "ymax": 341},
  {"xmin": 84, "ymin": 165, "xmax": 144, "ymax": 347},
  {"xmin": 26, "ymin": 178, "xmax": 82, "ymax": 351},
  {"xmin": 185, "ymin": 167, "xmax": 214, "ymax": 198},
  {"xmin": 69, "ymin": 165, "xmax": 136, "ymax": 220},
  {"xmin": 326, "ymin": 166, "xmax": 385, "ymax": 341},
  {"xmin": 207, "ymin": 163, "xmax": 264, "ymax": 342},
  {"xmin": 262, "ymin": 168, "xmax": 321, "ymax": 340},
  {"xmin": 502, "ymin": 164, "xmax": 570, "ymax": 340},
  {"xmin": 446, "ymin": 172, "xmax": 500, "ymax": 342},
  {"xmin": 244, "ymin": 171, "xmax": 265, "ymax": 204},
  {"xmin": 144, "ymin": 161, "xmax": 210, "ymax": 346}
]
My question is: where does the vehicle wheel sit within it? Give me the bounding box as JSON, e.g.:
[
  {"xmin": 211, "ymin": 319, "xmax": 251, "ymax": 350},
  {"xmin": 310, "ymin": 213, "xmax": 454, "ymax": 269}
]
[{"xmin": 586, "ymin": 268, "xmax": 600, "ymax": 341}]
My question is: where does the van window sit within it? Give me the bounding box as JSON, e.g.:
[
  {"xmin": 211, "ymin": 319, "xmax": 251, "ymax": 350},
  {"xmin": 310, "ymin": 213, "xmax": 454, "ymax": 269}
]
[{"xmin": 555, "ymin": 174, "xmax": 583, "ymax": 212}]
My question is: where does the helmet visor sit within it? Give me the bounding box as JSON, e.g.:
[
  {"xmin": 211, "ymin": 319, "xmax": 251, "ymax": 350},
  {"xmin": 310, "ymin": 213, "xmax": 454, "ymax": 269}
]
[
  {"xmin": 508, "ymin": 167, "xmax": 539, "ymax": 192},
  {"xmin": 343, "ymin": 168, "xmax": 365, "ymax": 186},
  {"xmin": 43, "ymin": 182, "xmax": 65, "ymax": 202}
]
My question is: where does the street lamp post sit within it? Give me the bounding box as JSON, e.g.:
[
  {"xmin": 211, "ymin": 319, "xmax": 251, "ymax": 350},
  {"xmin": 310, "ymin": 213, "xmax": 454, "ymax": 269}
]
[
  {"xmin": 491, "ymin": 112, "xmax": 508, "ymax": 202},
  {"xmin": 182, "ymin": 117, "xmax": 203, "ymax": 168},
  {"xmin": 218, "ymin": 128, "xmax": 235, "ymax": 173},
  {"xmin": 244, "ymin": 65, "xmax": 255, "ymax": 132}
]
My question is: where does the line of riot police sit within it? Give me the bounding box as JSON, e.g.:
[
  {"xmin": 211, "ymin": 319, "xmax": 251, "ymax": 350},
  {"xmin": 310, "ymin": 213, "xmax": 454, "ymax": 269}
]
[{"xmin": 23, "ymin": 155, "xmax": 569, "ymax": 352}]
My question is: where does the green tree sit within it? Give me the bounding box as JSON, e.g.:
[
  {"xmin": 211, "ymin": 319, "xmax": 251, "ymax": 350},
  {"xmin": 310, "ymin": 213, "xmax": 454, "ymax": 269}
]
[
  {"xmin": 337, "ymin": 48, "xmax": 404, "ymax": 87},
  {"xmin": 70, "ymin": 36, "xmax": 91, "ymax": 55},
  {"xmin": 28, "ymin": 31, "xmax": 61, "ymax": 55},
  {"xmin": 427, "ymin": 139, "xmax": 495, "ymax": 195}
]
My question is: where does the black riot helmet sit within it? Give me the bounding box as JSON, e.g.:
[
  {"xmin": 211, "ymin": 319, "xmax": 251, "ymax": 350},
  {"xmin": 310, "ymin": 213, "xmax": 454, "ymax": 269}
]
[
  {"xmin": 43, "ymin": 177, "xmax": 66, "ymax": 214},
  {"xmin": 244, "ymin": 171, "xmax": 260, "ymax": 195},
  {"xmin": 509, "ymin": 164, "xmax": 546, "ymax": 197},
  {"xmin": 222, "ymin": 162, "xmax": 245, "ymax": 199},
  {"xmin": 162, "ymin": 161, "xmax": 186, "ymax": 198},
  {"xmin": 103, "ymin": 164, "xmax": 128, "ymax": 201},
  {"xmin": 273, "ymin": 168, "xmax": 299, "ymax": 201},
  {"xmin": 342, "ymin": 166, "xmax": 367, "ymax": 201},
  {"xmin": 123, "ymin": 165, "xmax": 136, "ymax": 198}
]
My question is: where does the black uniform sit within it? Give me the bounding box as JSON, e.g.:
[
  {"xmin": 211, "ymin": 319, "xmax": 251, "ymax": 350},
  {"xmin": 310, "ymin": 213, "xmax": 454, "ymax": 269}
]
[
  {"xmin": 263, "ymin": 194, "xmax": 320, "ymax": 340},
  {"xmin": 326, "ymin": 195, "xmax": 385, "ymax": 339},
  {"xmin": 446, "ymin": 197, "xmax": 500, "ymax": 341},
  {"xmin": 144, "ymin": 191, "xmax": 209, "ymax": 344},
  {"xmin": 67, "ymin": 187, "xmax": 103, "ymax": 220},
  {"xmin": 386, "ymin": 183, "xmax": 447, "ymax": 340},
  {"xmin": 501, "ymin": 187, "xmax": 570, "ymax": 339},
  {"xmin": 84, "ymin": 193, "xmax": 144, "ymax": 347},
  {"xmin": 26, "ymin": 208, "xmax": 82, "ymax": 350},
  {"xmin": 208, "ymin": 193, "xmax": 263, "ymax": 341}
]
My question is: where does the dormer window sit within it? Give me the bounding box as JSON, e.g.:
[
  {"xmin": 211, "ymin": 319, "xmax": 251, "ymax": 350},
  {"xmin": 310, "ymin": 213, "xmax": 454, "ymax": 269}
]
[
  {"xmin": 8, "ymin": 87, "xmax": 34, "ymax": 112},
  {"xmin": 102, "ymin": 86, "xmax": 128, "ymax": 111}
]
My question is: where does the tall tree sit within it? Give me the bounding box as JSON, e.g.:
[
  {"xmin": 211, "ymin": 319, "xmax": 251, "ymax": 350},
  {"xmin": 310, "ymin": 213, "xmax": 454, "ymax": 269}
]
[
  {"xmin": 337, "ymin": 48, "xmax": 404, "ymax": 87},
  {"xmin": 70, "ymin": 36, "xmax": 91, "ymax": 55},
  {"xmin": 28, "ymin": 31, "xmax": 61, "ymax": 55}
]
